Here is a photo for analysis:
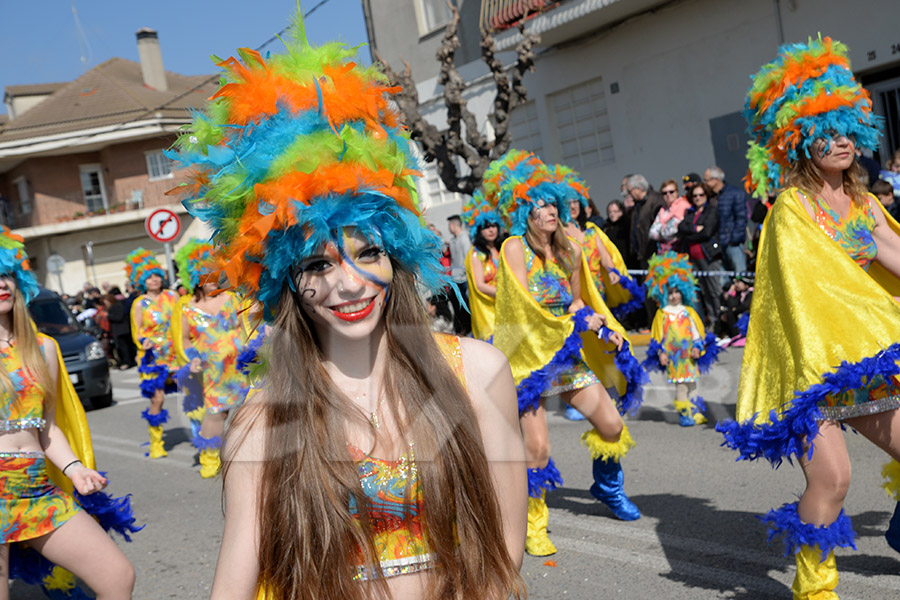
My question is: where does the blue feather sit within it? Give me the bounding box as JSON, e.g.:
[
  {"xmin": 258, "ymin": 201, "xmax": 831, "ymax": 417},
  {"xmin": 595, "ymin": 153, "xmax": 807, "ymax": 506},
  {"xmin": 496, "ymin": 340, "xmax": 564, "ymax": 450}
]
[
  {"xmin": 191, "ymin": 433, "xmax": 222, "ymax": 450},
  {"xmin": 527, "ymin": 458, "xmax": 564, "ymax": 498},
  {"xmin": 642, "ymin": 339, "xmax": 666, "ymax": 373},
  {"xmin": 608, "ymin": 268, "xmax": 645, "ymax": 320},
  {"xmin": 73, "ymin": 474, "xmax": 144, "ymax": 542},
  {"xmin": 140, "ymin": 407, "xmax": 169, "ymax": 427},
  {"xmin": 696, "ymin": 331, "xmax": 723, "ymax": 374},
  {"xmin": 759, "ymin": 501, "xmax": 857, "ymax": 557},
  {"xmin": 613, "ymin": 339, "xmax": 649, "ymax": 415}
]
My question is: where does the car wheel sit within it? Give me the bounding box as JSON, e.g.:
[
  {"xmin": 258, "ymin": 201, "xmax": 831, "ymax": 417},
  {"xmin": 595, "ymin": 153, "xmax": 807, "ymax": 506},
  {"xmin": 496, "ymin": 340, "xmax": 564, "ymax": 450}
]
[{"xmin": 90, "ymin": 391, "xmax": 114, "ymax": 409}]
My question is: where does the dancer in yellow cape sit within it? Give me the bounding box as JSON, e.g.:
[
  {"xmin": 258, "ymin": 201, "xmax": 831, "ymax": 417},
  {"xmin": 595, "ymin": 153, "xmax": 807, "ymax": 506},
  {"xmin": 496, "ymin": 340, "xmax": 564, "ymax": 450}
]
[
  {"xmin": 167, "ymin": 10, "xmax": 526, "ymax": 600},
  {"xmin": 555, "ymin": 164, "xmax": 645, "ymax": 321},
  {"xmin": 716, "ymin": 36, "xmax": 900, "ymax": 599},
  {"xmin": 173, "ymin": 239, "xmax": 253, "ymax": 479},
  {"xmin": 641, "ymin": 252, "xmax": 722, "ymax": 427},
  {"xmin": 485, "ymin": 149, "xmax": 648, "ymax": 556},
  {"xmin": 462, "ymin": 190, "xmax": 505, "ymax": 340},
  {"xmin": 126, "ymin": 248, "xmax": 179, "ymax": 459},
  {"xmin": 0, "ymin": 227, "xmax": 139, "ymax": 599}
]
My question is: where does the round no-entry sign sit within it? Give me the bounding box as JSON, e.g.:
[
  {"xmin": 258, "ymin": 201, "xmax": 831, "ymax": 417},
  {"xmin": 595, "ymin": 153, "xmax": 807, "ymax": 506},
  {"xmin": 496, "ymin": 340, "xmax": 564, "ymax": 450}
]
[{"xmin": 145, "ymin": 208, "xmax": 181, "ymax": 243}]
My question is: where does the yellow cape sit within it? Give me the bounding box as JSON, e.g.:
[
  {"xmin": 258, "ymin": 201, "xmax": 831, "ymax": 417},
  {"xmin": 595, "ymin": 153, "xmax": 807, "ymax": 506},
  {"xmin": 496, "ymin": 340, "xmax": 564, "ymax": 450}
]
[
  {"xmin": 493, "ymin": 236, "xmax": 629, "ymax": 396},
  {"xmin": 585, "ymin": 222, "xmax": 633, "ymax": 309},
  {"xmin": 464, "ymin": 247, "xmax": 496, "ymax": 341},
  {"xmin": 737, "ymin": 187, "xmax": 900, "ymax": 426}
]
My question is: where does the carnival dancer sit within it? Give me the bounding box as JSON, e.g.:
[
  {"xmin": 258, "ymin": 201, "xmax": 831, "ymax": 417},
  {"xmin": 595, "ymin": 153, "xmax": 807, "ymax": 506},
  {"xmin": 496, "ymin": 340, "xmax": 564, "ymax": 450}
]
[
  {"xmin": 168, "ymin": 12, "xmax": 526, "ymax": 599},
  {"xmin": 126, "ymin": 249, "xmax": 178, "ymax": 459},
  {"xmin": 0, "ymin": 228, "xmax": 139, "ymax": 599},
  {"xmin": 485, "ymin": 149, "xmax": 647, "ymax": 556},
  {"xmin": 555, "ymin": 164, "xmax": 644, "ymax": 321},
  {"xmin": 641, "ymin": 252, "xmax": 721, "ymax": 427},
  {"xmin": 462, "ymin": 190, "xmax": 505, "ymax": 341},
  {"xmin": 173, "ymin": 239, "xmax": 252, "ymax": 478},
  {"xmin": 716, "ymin": 36, "xmax": 900, "ymax": 599}
]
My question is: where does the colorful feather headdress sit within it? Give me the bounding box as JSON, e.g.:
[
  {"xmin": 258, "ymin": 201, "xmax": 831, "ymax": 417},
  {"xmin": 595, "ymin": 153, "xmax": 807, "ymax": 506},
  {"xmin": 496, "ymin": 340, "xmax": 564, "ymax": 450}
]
[
  {"xmin": 125, "ymin": 248, "xmax": 166, "ymax": 293},
  {"xmin": 174, "ymin": 239, "xmax": 215, "ymax": 293},
  {"xmin": 0, "ymin": 227, "xmax": 39, "ymax": 303},
  {"xmin": 461, "ymin": 190, "xmax": 501, "ymax": 242},
  {"xmin": 744, "ymin": 35, "xmax": 883, "ymax": 199},
  {"xmin": 483, "ymin": 149, "xmax": 571, "ymax": 236},
  {"xmin": 645, "ymin": 252, "xmax": 698, "ymax": 307},
  {"xmin": 551, "ymin": 164, "xmax": 590, "ymax": 208},
  {"xmin": 167, "ymin": 10, "xmax": 443, "ymax": 320}
]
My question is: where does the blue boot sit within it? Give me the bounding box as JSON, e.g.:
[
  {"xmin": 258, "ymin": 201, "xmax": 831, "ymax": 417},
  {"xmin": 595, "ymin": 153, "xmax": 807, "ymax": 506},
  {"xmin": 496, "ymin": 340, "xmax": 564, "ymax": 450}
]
[
  {"xmin": 886, "ymin": 501, "xmax": 900, "ymax": 554},
  {"xmin": 589, "ymin": 456, "xmax": 641, "ymax": 521}
]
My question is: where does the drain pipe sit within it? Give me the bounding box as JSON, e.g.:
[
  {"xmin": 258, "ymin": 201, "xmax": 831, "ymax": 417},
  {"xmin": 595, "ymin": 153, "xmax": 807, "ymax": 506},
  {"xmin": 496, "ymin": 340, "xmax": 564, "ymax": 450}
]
[{"xmin": 773, "ymin": 0, "xmax": 785, "ymax": 45}]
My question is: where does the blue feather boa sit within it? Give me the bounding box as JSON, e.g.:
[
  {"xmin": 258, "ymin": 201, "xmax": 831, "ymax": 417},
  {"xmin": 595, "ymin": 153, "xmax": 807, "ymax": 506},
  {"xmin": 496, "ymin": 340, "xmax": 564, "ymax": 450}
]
[
  {"xmin": 176, "ymin": 364, "xmax": 204, "ymax": 416},
  {"xmin": 192, "ymin": 433, "xmax": 222, "ymax": 450},
  {"xmin": 717, "ymin": 343, "xmax": 900, "ymax": 467},
  {"xmin": 138, "ymin": 348, "xmax": 175, "ymax": 399},
  {"xmin": 516, "ymin": 308, "xmax": 590, "ymax": 414},
  {"xmin": 696, "ymin": 331, "xmax": 723, "ymax": 373},
  {"xmin": 140, "ymin": 407, "xmax": 169, "ymax": 427},
  {"xmin": 759, "ymin": 501, "xmax": 857, "ymax": 557},
  {"xmin": 608, "ymin": 268, "xmax": 645, "ymax": 320},
  {"xmin": 237, "ymin": 328, "xmax": 266, "ymax": 375},
  {"xmin": 612, "ymin": 338, "xmax": 649, "ymax": 415},
  {"xmin": 737, "ymin": 312, "xmax": 750, "ymax": 336},
  {"xmin": 74, "ymin": 474, "xmax": 144, "ymax": 542},
  {"xmin": 691, "ymin": 396, "xmax": 707, "ymax": 415},
  {"xmin": 527, "ymin": 458, "xmax": 564, "ymax": 498},
  {"xmin": 642, "ymin": 339, "xmax": 666, "ymax": 373}
]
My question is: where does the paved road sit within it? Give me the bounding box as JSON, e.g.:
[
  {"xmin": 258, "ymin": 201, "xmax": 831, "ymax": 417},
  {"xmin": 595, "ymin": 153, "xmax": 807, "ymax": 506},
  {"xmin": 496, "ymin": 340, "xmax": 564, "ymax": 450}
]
[{"xmin": 12, "ymin": 347, "xmax": 900, "ymax": 599}]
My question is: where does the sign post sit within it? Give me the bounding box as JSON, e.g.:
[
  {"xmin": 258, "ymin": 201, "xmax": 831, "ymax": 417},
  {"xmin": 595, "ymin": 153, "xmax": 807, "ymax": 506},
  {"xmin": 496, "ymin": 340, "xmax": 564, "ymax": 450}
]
[
  {"xmin": 144, "ymin": 208, "xmax": 182, "ymax": 285},
  {"xmin": 46, "ymin": 253, "xmax": 66, "ymax": 294}
]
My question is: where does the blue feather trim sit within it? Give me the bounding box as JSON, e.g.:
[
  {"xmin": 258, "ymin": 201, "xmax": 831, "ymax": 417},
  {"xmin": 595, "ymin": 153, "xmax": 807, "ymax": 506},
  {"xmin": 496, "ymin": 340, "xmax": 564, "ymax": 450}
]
[
  {"xmin": 74, "ymin": 473, "xmax": 144, "ymax": 542},
  {"xmin": 177, "ymin": 365, "xmax": 204, "ymax": 416},
  {"xmin": 8, "ymin": 545, "xmax": 54, "ymax": 586},
  {"xmin": 759, "ymin": 501, "xmax": 857, "ymax": 557},
  {"xmin": 237, "ymin": 328, "xmax": 266, "ymax": 375},
  {"xmin": 696, "ymin": 332, "xmax": 723, "ymax": 374},
  {"xmin": 691, "ymin": 396, "xmax": 707, "ymax": 415},
  {"xmin": 717, "ymin": 343, "xmax": 900, "ymax": 467},
  {"xmin": 608, "ymin": 268, "xmax": 645, "ymax": 320},
  {"xmin": 140, "ymin": 407, "xmax": 169, "ymax": 427},
  {"xmin": 642, "ymin": 339, "xmax": 666, "ymax": 373},
  {"xmin": 192, "ymin": 433, "xmax": 222, "ymax": 450},
  {"xmin": 613, "ymin": 339, "xmax": 649, "ymax": 415},
  {"xmin": 516, "ymin": 308, "xmax": 590, "ymax": 414},
  {"xmin": 138, "ymin": 348, "xmax": 175, "ymax": 398},
  {"xmin": 527, "ymin": 458, "xmax": 564, "ymax": 498},
  {"xmin": 737, "ymin": 312, "xmax": 750, "ymax": 336}
]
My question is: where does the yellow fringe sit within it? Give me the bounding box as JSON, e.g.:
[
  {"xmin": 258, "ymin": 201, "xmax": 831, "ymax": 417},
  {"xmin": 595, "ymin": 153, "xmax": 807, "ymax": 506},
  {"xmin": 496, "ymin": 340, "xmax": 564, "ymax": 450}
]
[
  {"xmin": 882, "ymin": 460, "xmax": 900, "ymax": 501},
  {"xmin": 185, "ymin": 405, "xmax": 206, "ymax": 423},
  {"xmin": 673, "ymin": 399, "xmax": 692, "ymax": 414},
  {"xmin": 43, "ymin": 566, "xmax": 77, "ymax": 591},
  {"xmin": 580, "ymin": 423, "xmax": 635, "ymax": 462}
]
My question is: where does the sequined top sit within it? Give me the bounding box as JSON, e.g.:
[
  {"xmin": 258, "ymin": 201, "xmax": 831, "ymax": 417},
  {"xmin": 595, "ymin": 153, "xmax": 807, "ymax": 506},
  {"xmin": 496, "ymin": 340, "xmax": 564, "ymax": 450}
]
[
  {"xmin": 182, "ymin": 292, "xmax": 250, "ymax": 412},
  {"xmin": 805, "ymin": 191, "xmax": 878, "ymax": 270},
  {"xmin": 524, "ymin": 242, "xmax": 573, "ymax": 317},
  {"xmin": 350, "ymin": 333, "xmax": 465, "ymax": 581},
  {"xmin": 0, "ymin": 335, "xmax": 49, "ymax": 432},
  {"xmin": 474, "ymin": 249, "xmax": 499, "ymax": 287},
  {"xmin": 659, "ymin": 307, "xmax": 701, "ymax": 384},
  {"xmin": 132, "ymin": 290, "xmax": 179, "ymax": 370}
]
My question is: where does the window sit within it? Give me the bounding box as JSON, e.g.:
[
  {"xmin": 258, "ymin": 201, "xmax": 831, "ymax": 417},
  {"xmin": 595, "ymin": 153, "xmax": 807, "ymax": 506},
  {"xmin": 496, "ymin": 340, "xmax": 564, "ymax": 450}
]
[
  {"xmin": 13, "ymin": 176, "xmax": 32, "ymax": 215},
  {"xmin": 549, "ymin": 78, "xmax": 614, "ymax": 170},
  {"xmin": 146, "ymin": 150, "xmax": 173, "ymax": 181},
  {"xmin": 508, "ymin": 101, "xmax": 544, "ymax": 159},
  {"xmin": 414, "ymin": 0, "xmax": 454, "ymax": 35},
  {"xmin": 421, "ymin": 161, "xmax": 464, "ymax": 208},
  {"xmin": 79, "ymin": 164, "xmax": 108, "ymax": 213}
]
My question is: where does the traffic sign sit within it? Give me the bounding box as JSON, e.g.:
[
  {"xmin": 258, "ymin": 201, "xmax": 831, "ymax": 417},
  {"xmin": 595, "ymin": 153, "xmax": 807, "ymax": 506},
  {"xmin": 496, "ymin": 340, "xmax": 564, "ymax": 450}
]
[
  {"xmin": 46, "ymin": 253, "xmax": 66, "ymax": 275},
  {"xmin": 145, "ymin": 208, "xmax": 181, "ymax": 243}
]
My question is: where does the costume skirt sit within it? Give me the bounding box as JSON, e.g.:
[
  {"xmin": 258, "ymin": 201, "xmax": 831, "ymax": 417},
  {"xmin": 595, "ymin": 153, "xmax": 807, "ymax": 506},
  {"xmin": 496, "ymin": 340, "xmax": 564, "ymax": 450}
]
[
  {"xmin": 817, "ymin": 373, "xmax": 900, "ymax": 420},
  {"xmin": 543, "ymin": 359, "xmax": 600, "ymax": 397},
  {"xmin": 0, "ymin": 454, "xmax": 80, "ymax": 543}
]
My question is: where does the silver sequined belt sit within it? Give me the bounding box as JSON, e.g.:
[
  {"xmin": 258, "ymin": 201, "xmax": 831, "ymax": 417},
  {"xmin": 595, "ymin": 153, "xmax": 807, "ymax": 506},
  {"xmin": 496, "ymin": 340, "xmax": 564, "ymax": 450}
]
[
  {"xmin": 818, "ymin": 396, "xmax": 900, "ymax": 421},
  {"xmin": 0, "ymin": 418, "xmax": 46, "ymax": 432},
  {"xmin": 354, "ymin": 553, "xmax": 437, "ymax": 581}
]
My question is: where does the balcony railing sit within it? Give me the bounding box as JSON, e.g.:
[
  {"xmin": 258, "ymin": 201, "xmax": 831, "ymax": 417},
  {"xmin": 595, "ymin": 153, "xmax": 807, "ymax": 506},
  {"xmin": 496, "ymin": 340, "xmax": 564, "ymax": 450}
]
[{"xmin": 480, "ymin": 0, "xmax": 551, "ymax": 33}]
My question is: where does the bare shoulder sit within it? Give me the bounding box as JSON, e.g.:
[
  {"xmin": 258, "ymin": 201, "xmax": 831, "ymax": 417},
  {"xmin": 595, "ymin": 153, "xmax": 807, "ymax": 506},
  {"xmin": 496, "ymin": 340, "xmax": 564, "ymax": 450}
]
[
  {"xmin": 459, "ymin": 337, "xmax": 510, "ymax": 380},
  {"xmin": 458, "ymin": 337, "xmax": 516, "ymax": 414},
  {"xmin": 222, "ymin": 388, "xmax": 268, "ymax": 464},
  {"xmin": 503, "ymin": 236, "xmax": 524, "ymax": 257}
]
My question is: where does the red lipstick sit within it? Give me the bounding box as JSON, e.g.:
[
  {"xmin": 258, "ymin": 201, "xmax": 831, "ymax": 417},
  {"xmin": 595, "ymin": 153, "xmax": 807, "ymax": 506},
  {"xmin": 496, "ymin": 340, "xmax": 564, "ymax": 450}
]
[{"xmin": 329, "ymin": 297, "xmax": 377, "ymax": 322}]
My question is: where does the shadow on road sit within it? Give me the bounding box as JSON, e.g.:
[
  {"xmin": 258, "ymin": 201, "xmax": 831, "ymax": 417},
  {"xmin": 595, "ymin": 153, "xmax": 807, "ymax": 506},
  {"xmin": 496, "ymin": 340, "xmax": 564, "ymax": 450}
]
[{"xmin": 547, "ymin": 488, "xmax": 898, "ymax": 598}]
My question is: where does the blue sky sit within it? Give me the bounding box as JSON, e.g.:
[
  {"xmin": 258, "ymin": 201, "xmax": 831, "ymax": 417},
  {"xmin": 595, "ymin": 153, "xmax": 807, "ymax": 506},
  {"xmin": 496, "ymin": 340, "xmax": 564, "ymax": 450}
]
[{"xmin": 1, "ymin": 0, "xmax": 369, "ymax": 113}]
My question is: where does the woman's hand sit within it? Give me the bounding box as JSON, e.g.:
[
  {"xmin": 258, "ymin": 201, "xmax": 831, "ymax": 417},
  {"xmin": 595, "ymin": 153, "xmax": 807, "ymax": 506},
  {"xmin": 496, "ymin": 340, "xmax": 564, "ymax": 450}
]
[
  {"xmin": 659, "ymin": 352, "xmax": 668, "ymax": 366},
  {"xmin": 606, "ymin": 330, "xmax": 624, "ymax": 351},
  {"xmin": 586, "ymin": 312, "xmax": 607, "ymax": 332},
  {"xmin": 141, "ymin": 338, "xmax": 153, "ymax": 350},
  {"xmin": 190, "ymin": 357, "xmax": 202, "ymax": 374},
  {"xmin": 608, "ymin": 270, "xmax": 621, "ymax": 286},
  {"xmin": 68, "ymin": 465, "xmax": 108, "ymax": 495},
  {"xmin": 690, "ymin": 347, "xmax": 701, "ymax": 360}
]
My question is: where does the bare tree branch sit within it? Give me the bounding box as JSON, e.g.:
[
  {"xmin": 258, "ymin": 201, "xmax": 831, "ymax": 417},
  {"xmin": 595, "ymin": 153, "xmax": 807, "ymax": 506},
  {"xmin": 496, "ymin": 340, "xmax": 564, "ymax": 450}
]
[{"xmin": 377, "ymin": 3, "xmax": 540, "ymax": 196}]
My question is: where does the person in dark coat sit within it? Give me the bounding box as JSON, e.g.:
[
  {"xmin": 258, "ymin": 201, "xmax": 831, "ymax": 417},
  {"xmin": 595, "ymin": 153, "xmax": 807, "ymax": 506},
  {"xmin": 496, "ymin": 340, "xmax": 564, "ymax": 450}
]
[
  {"xmin": 602, "ymin": 200, "xmax": 632, "ymax": 264},
  {"xmin": 106, "ymin": 294, "xmax": 136, "ymax": 369},
  {"xmin": 677, "ymin": 182, "xmax": 723, "ymax": 325},
  {"xmin": 704, "ymin": 166, "xmax": 749, "ymax": 276},
  {"xmin": 625, "ymin": 174, "xmax": 664, "ymax": 269}
]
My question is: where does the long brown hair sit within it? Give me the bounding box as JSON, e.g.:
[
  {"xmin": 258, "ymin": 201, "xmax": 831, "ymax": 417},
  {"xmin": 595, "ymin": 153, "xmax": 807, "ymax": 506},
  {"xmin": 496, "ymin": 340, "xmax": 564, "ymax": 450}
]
[
  {"xmin": 784, "ymin": 152, "xmax": 869, "ymax": 206},
  {"xmin": 226, "ymin": 263, "xmax": 523, "ymax": 600},
  {"xmin": 0, "ymin": 289, "xmax": 52, "ymax": 404},
  {"xmin": 525, "ymin": 217, "xmax": 575, "ymax": 276}
]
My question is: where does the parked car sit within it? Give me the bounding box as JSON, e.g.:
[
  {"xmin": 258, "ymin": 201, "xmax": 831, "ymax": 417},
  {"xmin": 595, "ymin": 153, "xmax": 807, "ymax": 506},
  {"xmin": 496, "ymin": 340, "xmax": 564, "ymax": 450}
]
[{"xmin": 28, "ymin": 288, "xmax": 113, "ymax": 408}]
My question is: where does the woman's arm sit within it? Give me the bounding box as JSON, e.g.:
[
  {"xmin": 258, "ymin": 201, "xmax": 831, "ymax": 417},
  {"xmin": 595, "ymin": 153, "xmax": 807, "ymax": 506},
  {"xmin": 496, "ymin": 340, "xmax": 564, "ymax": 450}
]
[
  {"xmin": 502, "ymin": 237, "xmax": 528, "ymax": 291},
  {"xmin": 871, "ymin": 197, "xmax": 900, "ymax": 280},
  {"xmin": 182, "ymin": 311, "xmax": 202, "ymax": 373},
  {"xmin": 470, "ymin": 253, "xmax": 496, "ymax": 298},
  {"xmin": 38, "ymin": 337, "xmax": 107, "ymax": 495},
  {"xmin": 211, "ymin": 400, "xmax": 265, "ymax": 599},
  {"xmin": 458, "ymin": 338, "xmax": 526, "ymax": 570},
  {"xmin": 567, "ymin": 242, "xmax": 586, "ymax": 313}
]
